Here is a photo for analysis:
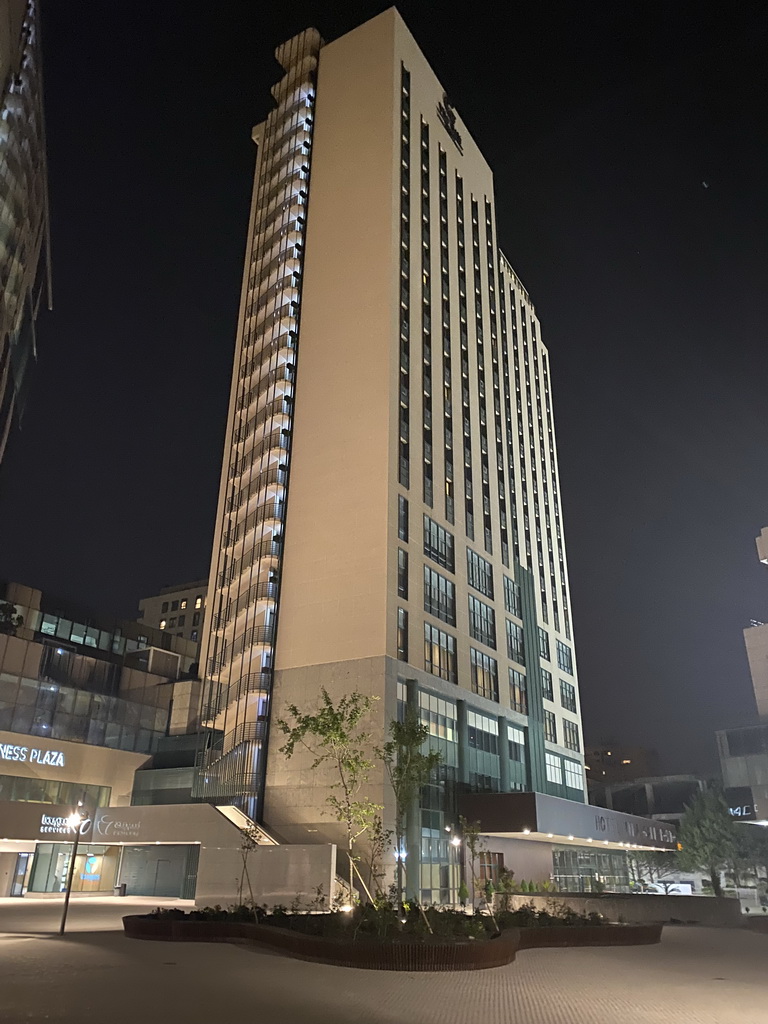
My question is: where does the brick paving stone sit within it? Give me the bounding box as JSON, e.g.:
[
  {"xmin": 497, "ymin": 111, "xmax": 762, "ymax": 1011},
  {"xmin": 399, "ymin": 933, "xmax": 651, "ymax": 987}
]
[{"xmin": 0, "ymin": 903, "xmax": 765, "ymax": 1024}]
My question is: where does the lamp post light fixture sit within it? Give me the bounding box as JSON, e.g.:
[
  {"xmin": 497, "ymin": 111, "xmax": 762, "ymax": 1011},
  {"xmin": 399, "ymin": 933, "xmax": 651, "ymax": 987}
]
[{"xmin": 58, "ymin": 810, "xmax": 83, "ymax": 936}]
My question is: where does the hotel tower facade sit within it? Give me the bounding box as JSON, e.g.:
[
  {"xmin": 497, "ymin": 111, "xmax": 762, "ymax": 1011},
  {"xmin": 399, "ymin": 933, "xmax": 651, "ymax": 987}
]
[{"xmin": 197, "ymin": 10, "xmax": 606, "ymax": 898}]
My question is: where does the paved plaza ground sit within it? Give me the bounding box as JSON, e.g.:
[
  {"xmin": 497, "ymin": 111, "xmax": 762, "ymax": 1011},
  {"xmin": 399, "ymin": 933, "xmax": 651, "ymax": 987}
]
[{"xmin": 0, "ymin": 898, "xmax": 766, "ymax": 1023}]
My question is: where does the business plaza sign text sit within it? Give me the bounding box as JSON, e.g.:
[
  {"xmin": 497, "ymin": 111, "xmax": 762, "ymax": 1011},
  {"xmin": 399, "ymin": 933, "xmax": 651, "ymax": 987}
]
[{"xmin": 0, "ymin": 743, "xmax": 65, "ymax": 767}]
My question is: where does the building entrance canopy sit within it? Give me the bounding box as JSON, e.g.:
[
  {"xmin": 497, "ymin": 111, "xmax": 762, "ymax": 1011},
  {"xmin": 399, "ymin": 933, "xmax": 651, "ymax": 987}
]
[{"xmin": 459, "ymin": 791, "xmax": 677, "ymax": 851}]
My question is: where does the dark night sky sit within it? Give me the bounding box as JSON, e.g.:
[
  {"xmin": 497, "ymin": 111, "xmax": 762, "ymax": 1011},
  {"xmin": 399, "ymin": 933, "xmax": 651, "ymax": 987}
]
[{"xmin": 1, "ymin": 3, "xmax": 766, "ymax": 773}]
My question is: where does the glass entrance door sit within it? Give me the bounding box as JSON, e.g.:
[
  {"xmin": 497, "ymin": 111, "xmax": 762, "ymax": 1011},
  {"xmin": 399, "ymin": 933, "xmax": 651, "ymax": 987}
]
[{"xmin": 10, "ymin": 852, "xmax": 32, "ymax": 896}]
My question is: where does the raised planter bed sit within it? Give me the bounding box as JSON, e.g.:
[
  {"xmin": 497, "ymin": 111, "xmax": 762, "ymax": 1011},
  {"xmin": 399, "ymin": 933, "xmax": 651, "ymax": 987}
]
[
  {"xmin": 123, "ymin": 915, "xmax": 662, "ymax": 971},
  {"xmin": 516, "ymin": 922, "xmax": 662, "ymax": 948}
]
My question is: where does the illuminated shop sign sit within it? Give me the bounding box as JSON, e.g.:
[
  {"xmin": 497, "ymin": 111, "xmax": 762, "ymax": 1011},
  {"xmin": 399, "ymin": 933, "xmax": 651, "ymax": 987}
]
[
  {"xmin": 39, "ymin": 814, "xmax": 92, "ymax": 836},
  {"xmin": 94, "ymin": 813, "xmax": 142, "ymax": 840},
  {"xmin": 0, "ymin": 744, "xmax": 65, "ymax": 767}
]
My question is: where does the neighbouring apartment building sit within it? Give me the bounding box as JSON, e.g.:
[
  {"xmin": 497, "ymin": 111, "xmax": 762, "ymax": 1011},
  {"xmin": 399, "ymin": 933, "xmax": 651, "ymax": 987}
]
[
  {"xmin": 0, "ymin": 0, "xmax": 51, "ymax": 463},
  {"xmin": 196, "ymin": 9, "xmax": 674, "ymax": 899},
  {"xmin": 138, "ymin": 580, "xmax": 207, "ymax": 647},
  {"xmin": 717, "ymin": 527, "xmax": 768, "ymax": 825}
]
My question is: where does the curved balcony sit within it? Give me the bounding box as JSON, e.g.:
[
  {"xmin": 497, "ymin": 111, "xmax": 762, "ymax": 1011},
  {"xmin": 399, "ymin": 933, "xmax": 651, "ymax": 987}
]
[
  {"xmin": 217, "ymin": 535, "xmax": 282, "ymax": 589},
  {"xmin": 229, "ymin": 430, "xmax": 290, "ymax": 483},
  {"xmin": 240, "ymin": 329, "xmax": 296, "ymax": 375},
  {"xmin": 236, "ymin": 362, "xmax": 294, "ymax": 415},
  {"xmin": 202, "ymin": 669, "xmax": 273, "ymax": 721},
  {"xmin": 208, "ymin": 625, "xmax": 274, "ymax": 676},
  {"xmin": 258, "ymin": 140, "xmax": 304, "ymax": 190},
  {"xmin": 251, "ymin": 245, "xmax": 300, "ymax": 290},
  {"xmin": 254, "ymin": 199, "xmax": 305, "ymax": 257},
  {"xmin": 225, "ymin": 464, "xmax": 286, "ymax": 515},
  {"xmin": 224, "ymin": 500, "xmax": 285, "ymax": 550},
  {"xmin": 214, "ymin": 583, "xmax": 278, "ymax": 631},
  {"xmin": 234, "ymin": 395, "xmax": 291, "ymax": 444}
]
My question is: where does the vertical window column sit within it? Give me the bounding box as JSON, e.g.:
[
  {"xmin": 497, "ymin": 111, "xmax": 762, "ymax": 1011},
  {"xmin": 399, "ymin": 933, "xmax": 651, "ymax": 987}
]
[
  {"xmin": 455, "ymin": 176, "xmax": 474, "ymax": 540},
  {"xmin": 498, "ymin": 278, "xmax": 520, "ymax": 564},
  {"xmin": 420, "ymin": 121, "xmax": 433, "ymax": 507},
  {"xmin": 438, "ymin": 149, "xmax": 454, "ymax": 524},
  {"xmin": 398, "ymin": 66, "xmax": 411, "ymax": 489},
  {"xmin": 471, "ymin": 200, "xmax": 493, "ymax": 555},
  {"xmin": 485, "ymin": 204, "xmax": 509, "ymax": 566}
]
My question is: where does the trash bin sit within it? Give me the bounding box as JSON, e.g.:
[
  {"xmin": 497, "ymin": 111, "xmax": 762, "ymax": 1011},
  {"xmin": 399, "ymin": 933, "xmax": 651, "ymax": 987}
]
[{"xmin": 113, "ymin": 883, "xmax": 127, "ymax": 897}]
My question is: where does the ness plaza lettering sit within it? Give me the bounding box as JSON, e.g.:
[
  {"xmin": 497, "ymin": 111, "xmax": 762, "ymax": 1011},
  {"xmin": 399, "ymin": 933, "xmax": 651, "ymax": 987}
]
[{"xmin": 0, "ymin": 743, "xmax": 65, "ymax": 767}]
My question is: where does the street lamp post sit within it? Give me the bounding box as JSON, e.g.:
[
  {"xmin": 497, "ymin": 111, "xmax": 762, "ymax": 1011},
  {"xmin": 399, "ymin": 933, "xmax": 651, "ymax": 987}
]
[{"xmin": 58, "ymin": 811, "xmax": 83, "ymax": 936}]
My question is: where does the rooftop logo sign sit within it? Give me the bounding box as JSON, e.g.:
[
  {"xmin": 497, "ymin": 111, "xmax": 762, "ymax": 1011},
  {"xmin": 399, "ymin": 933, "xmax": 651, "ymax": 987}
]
[{"xmin": 437, "ymin": 93, "xmax": 463, "ymax": 154}]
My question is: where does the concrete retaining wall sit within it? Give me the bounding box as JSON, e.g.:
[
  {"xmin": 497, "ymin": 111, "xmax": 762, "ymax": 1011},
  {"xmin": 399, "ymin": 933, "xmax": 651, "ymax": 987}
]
[{"xmin": 495, "ymin": 893, "xmax": 743, "ymax": 926}]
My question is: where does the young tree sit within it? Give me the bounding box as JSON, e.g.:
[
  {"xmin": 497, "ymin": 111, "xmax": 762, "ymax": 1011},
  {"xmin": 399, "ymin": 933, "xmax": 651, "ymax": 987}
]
[
  {"xmin": 730, "ymin": 822, "xmax": 768, "ymax": 887},
  {"xmin": 366, "ymin": 814, "xmax": 393, "ymax": 898},
  {"xmin": 628, "ymin": 850, "xmax": 680, "ymax": 893},
  {"xmin": 278, "ymin": 689, "xmax": 381, "ymax": 902},
  {"xmin": 459, "ymin": 815, "xmax": 486, "ymax": 913},
  {"xmin": 376, "ymin": 707, "xmax": 442, "ymax": 904},
  {"xmin": 678, "ymin": 787, "xmax": 734, "ymax": 897},
  {"xmin": 236, "ymin": 823, "xmax": 262, "ymax": 906},
  {"xmin": 0, "ymin": 601, "xmax": 22, "ymax": 635}
]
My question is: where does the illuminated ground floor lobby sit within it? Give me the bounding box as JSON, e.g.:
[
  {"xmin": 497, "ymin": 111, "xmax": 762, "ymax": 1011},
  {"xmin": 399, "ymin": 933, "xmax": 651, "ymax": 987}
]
[
  {"xmin": 8, "ymin": 841, "xmax": 197, "ymax": 898},
  {"xmin": 0, "ymin": 801, "xmax": 247, "ymax": 900}
]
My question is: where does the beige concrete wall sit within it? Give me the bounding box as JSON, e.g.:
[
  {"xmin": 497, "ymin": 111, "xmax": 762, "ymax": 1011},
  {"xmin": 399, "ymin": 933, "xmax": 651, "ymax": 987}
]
[
  {"xmin": 0, "ymin": 850, "xmax": 18, "ymax": 896},
  {"xmin": 168, "ymin": 678, "xmax": 202, "ymax": 735},
  {"xmin": 480, "ymin": 836, "xmax": 555, "ymax": 885},
  {"xmin": 264, "ymin": 656, "xmax": 398, "ymax": 852},
  {"xmin": 197, "ymin": 841, "xmax": 336, "ymax": 909},
  {"xmin": 0, "ymin": 729, "xmax": 148, "ymax": 805},
  {"xmin": 273, "ymin": 10, "xmax": 400, "ymax": 673}
]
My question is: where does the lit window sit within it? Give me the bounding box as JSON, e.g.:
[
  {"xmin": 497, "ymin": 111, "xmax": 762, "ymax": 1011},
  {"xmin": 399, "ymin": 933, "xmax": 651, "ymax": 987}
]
[
  {"xmin": 509, "ymin": 669, "xmax": 527, "ymax": 714},
  {"xmin": 563, "ymin": 760, "xmax": 584, "ymax": 790},
  {"xmin": 470, "ymin": 648, "xmax": 498, "ymax": 702},
  {"xmin": 543, "ymin": 710, "xmax": 557, "ymax": 744},
  {"xmin": 508, "ymin": 724, "xmax": 525, "ymax": 762},
  {"xmin": 159, "ymin": 619, "xmax": 167, "ymax": 630},
  {"xmin": 195, "ymin": 596, "xmax": 203, "ymax": 609},
  {"xmin": 180, "ymin": 599, "xmax": 187, "ymax": 610},
  {"xmin": 622, "ymin": 759, "xmax": 631, "ymax": 765},
  {"xmin": 397, "ymin": 608, "xmax": 408, "ymax": 661},
  {"xmin": 545, "ymin": 752, "xmax": 562, "ymax": 785}
]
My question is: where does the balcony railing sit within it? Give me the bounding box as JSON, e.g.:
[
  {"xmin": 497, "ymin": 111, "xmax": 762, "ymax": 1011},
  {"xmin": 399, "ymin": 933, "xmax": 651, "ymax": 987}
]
[
  {"xmin": 202, "ymin": 670, "xmax": 273, "ymax": 720},
  {"xmin": 236, "ymin": 362, "xmax": 294, "ymax": 414},
  {"xmin": 224, "ymin": 501, "xmax": 285, "ymax": 549},
  {"xmin": 229, "ymin": 430, "xmax": 290, "ymax": 481},
  {"xmin": 217, "ymin": 536, "xmax": 282, "ymax": 588},
  {"xmin": 225, "ymin": 465, "xmax": 286, "ymax": 514},
  {"xmin": 214, "ymin": 582, "xmax": 279, "ymax": 630}
]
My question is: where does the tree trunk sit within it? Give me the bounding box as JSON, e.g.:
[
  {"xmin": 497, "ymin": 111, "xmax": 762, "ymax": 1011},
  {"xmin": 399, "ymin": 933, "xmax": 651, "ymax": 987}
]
[{"xmin": 710, "ymin": 867, "xmax": 722, "ymax": 897}]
